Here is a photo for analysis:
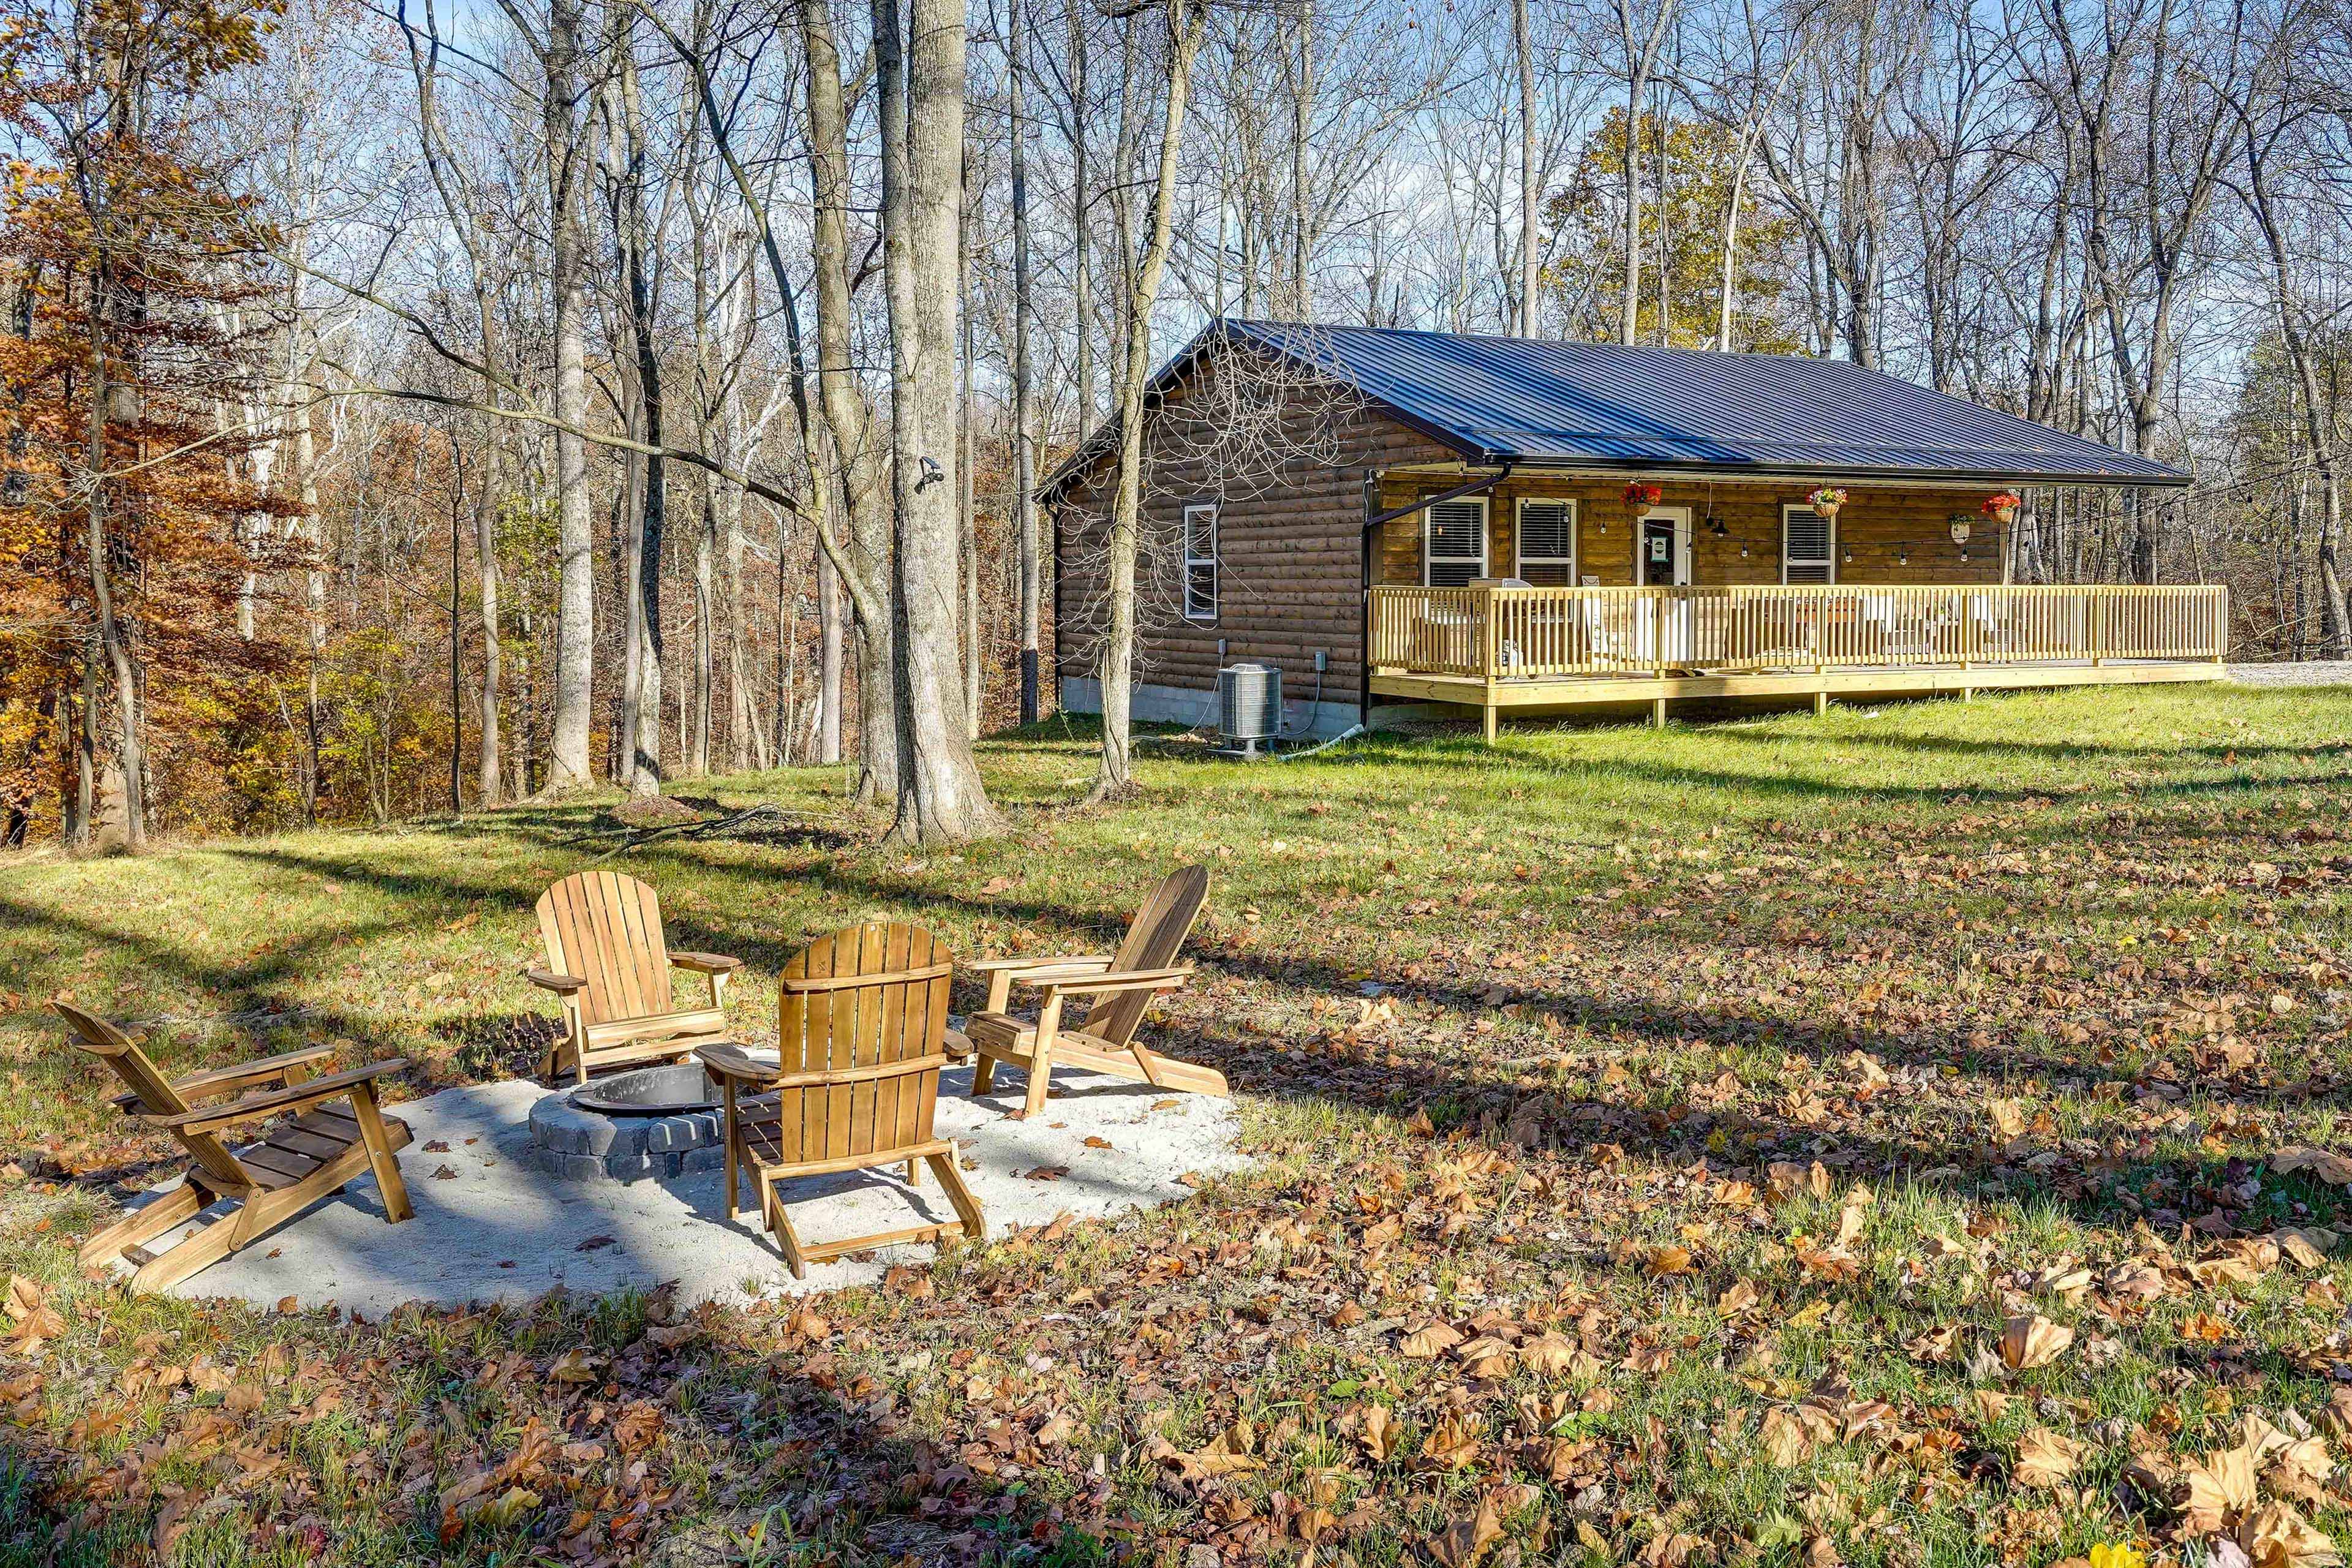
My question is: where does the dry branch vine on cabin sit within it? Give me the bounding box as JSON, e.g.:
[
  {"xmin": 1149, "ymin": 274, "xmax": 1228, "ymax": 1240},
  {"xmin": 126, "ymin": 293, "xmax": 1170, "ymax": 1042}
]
[{"xmin": 1059, "ymin": 330, "xmax": 1370, "ymax": 687}]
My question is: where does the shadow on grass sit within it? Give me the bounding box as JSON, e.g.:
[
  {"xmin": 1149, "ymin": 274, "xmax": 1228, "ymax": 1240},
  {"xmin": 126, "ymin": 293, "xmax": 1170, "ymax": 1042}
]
[
  {"xmin": 0, "ymin": 1279, "xmax": 1102, "ymax": 1566},
  {"xmin": 140, "ymin": 837, "xmax": 2350, "ymax": 1243}
]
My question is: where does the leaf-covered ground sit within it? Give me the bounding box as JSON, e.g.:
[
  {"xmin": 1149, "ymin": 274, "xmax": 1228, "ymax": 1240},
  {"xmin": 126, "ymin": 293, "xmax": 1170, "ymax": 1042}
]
[{"xmin": 2, "ymin": 685, "xmax": 2351, "ymax": 1568}]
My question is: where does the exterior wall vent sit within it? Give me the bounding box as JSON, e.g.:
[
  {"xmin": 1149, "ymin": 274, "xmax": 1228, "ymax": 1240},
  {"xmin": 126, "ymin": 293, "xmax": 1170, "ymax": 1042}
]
[{"xmin": 1217, "ymin": 663, "xmax": 1282, "ymax": 755}]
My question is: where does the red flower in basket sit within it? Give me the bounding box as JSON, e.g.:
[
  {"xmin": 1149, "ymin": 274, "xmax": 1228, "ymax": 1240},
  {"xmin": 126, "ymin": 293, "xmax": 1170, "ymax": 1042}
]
[
  {"xmin": 1624, "ymin": 481, "xmax": 1663, "ymax": 513},
  {"xmin": 1981, "ymin": 491, "xmax": 2021, "ymax": 524}
]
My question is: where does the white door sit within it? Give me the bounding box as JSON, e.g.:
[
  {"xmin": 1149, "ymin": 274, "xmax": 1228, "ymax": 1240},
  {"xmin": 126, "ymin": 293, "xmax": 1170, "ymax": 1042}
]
[
  {"xmin": 1635, "ymin": 505, "xmax": 1694, "ymax": 584},
  {"xmin": 1635, "ymin": 506, "xmax": 1694, "ymax": 663}
]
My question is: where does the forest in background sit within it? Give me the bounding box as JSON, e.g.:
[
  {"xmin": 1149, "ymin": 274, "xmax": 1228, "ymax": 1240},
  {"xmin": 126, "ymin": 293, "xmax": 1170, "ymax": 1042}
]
[{"xmin": 1, "ymin": 0, "xmax": 2348, "ymax": 848}]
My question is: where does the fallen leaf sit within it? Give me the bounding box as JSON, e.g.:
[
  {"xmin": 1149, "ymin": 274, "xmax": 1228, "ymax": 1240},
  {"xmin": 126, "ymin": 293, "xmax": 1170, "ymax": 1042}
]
[
  {"xmin": 2239, "ymin": 1501, "xmax": 2341, "ymax": 1568},
  {"xmin": 2274, "ymin": 1148, "xmax": 2352, "ymax": 1186},
  {"xmin": 1400, "ymin": 1319, "xmax": 1463, "ymax": 1359},
  {"xmin": 2015, "ymin": 1427, "xmax": 2085, "ymax": 1488},
  {"xmin": 2184, "ymin": 1442, "xmax": 2261, "ymax": 1534},
  {"xmin": 1998, "ymin": 1314, "xmax": 2074, "ymax": 1371},
  {"xmin": 1428, "ymin": 1494, "xmax": 1501, "ymax": 1567}
]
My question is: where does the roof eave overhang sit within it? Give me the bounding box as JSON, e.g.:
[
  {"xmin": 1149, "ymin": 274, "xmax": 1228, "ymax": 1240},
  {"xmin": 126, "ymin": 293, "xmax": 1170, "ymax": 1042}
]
[{"xmin": 1455, "ymin": 454, "xmax": 2194, "ymax": 490}]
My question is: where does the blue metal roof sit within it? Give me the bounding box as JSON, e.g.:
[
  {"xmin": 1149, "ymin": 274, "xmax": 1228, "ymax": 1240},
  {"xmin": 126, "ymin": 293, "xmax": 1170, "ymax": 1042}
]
[{"xmin": 1099, "ymin": 319, "xmax": 2187, "ymax": 488}]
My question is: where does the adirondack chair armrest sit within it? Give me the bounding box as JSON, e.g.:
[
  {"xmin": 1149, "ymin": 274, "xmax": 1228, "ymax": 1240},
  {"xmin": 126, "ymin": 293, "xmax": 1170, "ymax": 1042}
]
[
  {"xmin": 965, "ymin": 954, "xmax": 1115, "ymax": 974},
  {"xmin": 669, "ymin": 952, "xmax": 742, "ymax": 974},
  {"xmin": 107, "ymin": 1042, "xmax": 338, "ymax": 1112},
  {"xmin": 696, "ymin": 1043, "xmax": 778, "ymax": 1087},
  {"xmin": 153, "ymin": 1058, "xmax": 412, "ymax": 1135},
  {"xmin": 1019, "ymin": 965, "xmax": 1192, "ymax": 997},
  {"xmin": 524, "ymin": 967, "xmax": 589, "ymax": 994},
  {"xmin": 972, "ymin": 954, "xmax": 1114, "ymax": 1011}
]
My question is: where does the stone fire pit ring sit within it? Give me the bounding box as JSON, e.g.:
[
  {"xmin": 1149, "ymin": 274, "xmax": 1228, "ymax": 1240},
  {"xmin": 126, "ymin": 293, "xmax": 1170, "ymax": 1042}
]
[{"xmin": 527, "ymin": 1058, "xmax": 770, "ymax": 1183}]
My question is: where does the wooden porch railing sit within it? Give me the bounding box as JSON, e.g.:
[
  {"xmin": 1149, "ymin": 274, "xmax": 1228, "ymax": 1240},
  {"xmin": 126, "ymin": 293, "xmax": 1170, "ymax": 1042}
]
[{"xmin": 1368, "ymin": 583, "xmax": 2230, "ymax": 681}]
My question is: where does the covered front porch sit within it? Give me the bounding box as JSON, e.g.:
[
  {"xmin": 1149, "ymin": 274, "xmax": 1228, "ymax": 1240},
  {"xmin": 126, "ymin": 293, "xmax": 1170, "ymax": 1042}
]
[{"xmin": 1368, "ymin": 582, "xmax": 2230, "ymax": 739}]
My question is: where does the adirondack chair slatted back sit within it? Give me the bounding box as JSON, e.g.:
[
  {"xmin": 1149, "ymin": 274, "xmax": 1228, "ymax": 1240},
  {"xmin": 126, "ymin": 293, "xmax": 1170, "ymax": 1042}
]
[
  {"xmin": 775, "ymin": 924, "xmax": 952, "ymax": 1167},
  {"xmin": 537, "ymin": 871, "xmax": 675, "ymax": 1027},
  {"xmin": 1081, "ymin": 865, "xmax": 1209, "ymax": 1046},
  {"xmin": 54, "ymin": 1003, "xmax": 254, "ymax": 1194}
]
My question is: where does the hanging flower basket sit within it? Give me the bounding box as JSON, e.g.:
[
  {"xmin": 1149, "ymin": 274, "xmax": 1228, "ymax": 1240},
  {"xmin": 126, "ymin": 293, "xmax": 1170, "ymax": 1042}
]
[
  {"xmin": 1624, "ymin": 481, "xmax": 1663, "ymax": 516},
  {"xmin": 1807, "ymin": 486, "xmax": 1848, "ymax": 520},
  {"xmin": 1982, "ymin": 491, "xmax": 2021, "ymax": 526}
]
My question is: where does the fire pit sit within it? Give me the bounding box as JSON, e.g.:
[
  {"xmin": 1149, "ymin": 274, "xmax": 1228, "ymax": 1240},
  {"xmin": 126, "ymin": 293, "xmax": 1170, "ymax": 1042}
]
[
  {"xmin": 573, "ymin": 1062, "xmax": 723, "ymax": 1115},
  {"xmin": 526, "ymin": 1056, "xmax": 774, "ymax": 1183}
]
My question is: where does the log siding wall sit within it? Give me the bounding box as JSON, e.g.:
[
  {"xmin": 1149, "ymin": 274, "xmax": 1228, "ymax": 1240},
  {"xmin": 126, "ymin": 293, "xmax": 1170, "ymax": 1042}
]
[
  {"xmin": 1054, "ymin": 380, "xmax": 2017, "ymax": 712},
  {"xmin": 1373, "ymin": 475, "xmax": 2011, "ymax": 589},
  {"xmin": 1052, "ymin": 384, "xmax": 1457, "ymax": 701}
]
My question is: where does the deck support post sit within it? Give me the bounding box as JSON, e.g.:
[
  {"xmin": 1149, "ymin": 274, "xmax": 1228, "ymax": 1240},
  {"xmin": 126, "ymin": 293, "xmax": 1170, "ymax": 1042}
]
[
  {"xmin": 1959, "ymin": 686, "xmax": 1973, "ymax": 703},
  {"xmin": 1482, "ymin": 703, "xmax": 1498, "ymax": 744},
  {"xmin": 1650, "ymin": 697, "xmax": 1667, "ymax": 730},
  {"xmin": 1812, "ymin": 688, "xmax": 1828, "ymax": 717}
]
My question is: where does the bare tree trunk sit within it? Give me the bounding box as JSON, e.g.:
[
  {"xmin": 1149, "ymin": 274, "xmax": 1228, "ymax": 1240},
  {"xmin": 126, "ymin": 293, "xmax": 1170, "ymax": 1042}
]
[
  {"xmin": 872, "ymin": 0, "xmax": 1001, "ymax": 843},
  {"xmin": 816, "ymin": 533, "xmax": 843, "ymax": 763},
  {"xmin": 960, "ymin": 170, "xmax": 981, "ymax": 739},
  {"xmin": 2244, "ymin": 119, "xmax": 2351, "ymax": 654},
  {"xmin": 604, "ymin": 20, "xmax": 665, "ymax": 797},
  {"xmin": 1069, "ymin": 0, "xmax": 1091, "ymax": 422},
  {"xmin": 84, "ymin": 257, "xmax": 146, "ymax": 852},
  {"xmin": 799, "ymin": 0, "xmax": 900, "ymax": 804},
  {"xmin": 1515, "ymin": 0, "xmax": 1535, "ymax": 334},
  {"xmin": 693, "ymin": 492, "xmax": 715, "ymax": 774},
  {"xmin": 1091, "ymin": 0, "xmax": 1204, "ymax": 801},
  {"xmin": 1010, "ymin": 0, "xmax": 1040, "ymax": 725},
  {"xmin": 1613, "ymin": 0, "xmax": 1677, "ymax": 345},
  {"xmin": 545, "ymin": 0, "xmax": 597, "ymax": 791},
  {"xmin": 72, "ymin": 650, "xmax": 96, "ymax": 847},
  {"xmin": 473, "ymin": 435, "xmax": 503, "ymax": 803}
]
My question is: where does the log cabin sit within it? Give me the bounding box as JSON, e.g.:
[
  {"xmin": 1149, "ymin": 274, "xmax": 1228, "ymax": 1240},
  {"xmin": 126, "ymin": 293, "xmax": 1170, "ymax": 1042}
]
[{"xmin": 1041, "ymin": 319, "xmax": 2222, "ymax": 743}]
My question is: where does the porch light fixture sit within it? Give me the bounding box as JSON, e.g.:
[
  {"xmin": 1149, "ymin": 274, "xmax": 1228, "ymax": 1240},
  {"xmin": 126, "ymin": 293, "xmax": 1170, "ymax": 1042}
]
[
  {"xmin": 1898, "ymin": 545, "xmax": 1910, "ymax": 566},
  {"xmin": 1842, "ymin": 545, "xmax": 1854, "ymax": 565}
]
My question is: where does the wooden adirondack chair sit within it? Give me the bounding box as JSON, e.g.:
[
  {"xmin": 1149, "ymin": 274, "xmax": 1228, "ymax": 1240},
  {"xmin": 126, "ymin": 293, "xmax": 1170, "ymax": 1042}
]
[
  {"xmin": 56, "ymin": 1003, "xmax": 414, "ymax": 1294},
  {"xmin": 526, "ymin": 870, "xmax": 743, "ymax": 1084},
  {"xmin": 955, "ymin": 865, "xmax": 1227, "ymax": 1118},
  {"xmin": 697, "ymin": 924, "xmax": 984, "ymax": 1279}
]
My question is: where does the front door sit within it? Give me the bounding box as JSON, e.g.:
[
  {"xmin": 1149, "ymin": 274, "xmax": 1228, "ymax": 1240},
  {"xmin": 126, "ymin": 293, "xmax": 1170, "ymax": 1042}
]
[
  {"xmin": 1640, "ymin": 516, "xmax": 1689, "ymax": 585},
  {"xmin": 1637, "ymin": 507, "xmax": 1695, "ymax": 663}
]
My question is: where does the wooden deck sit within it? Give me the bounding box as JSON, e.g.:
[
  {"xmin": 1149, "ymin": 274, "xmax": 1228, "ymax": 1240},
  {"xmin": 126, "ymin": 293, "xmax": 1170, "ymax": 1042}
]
[{"xmin": 1368, "ymin": 583, "xmax": 2230, "ymax": 739}]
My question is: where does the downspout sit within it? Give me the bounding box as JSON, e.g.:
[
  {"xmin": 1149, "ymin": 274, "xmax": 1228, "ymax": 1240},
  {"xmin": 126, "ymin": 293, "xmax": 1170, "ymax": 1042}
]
[{"xmin": 1357, "ymin": 462, "xmax": 1514, "ymax": 729}]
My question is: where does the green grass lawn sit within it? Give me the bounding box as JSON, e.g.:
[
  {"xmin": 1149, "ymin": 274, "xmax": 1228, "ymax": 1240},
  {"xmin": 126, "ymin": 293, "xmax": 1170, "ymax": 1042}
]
[{"xmin": 3, "ymin": 685, "xmax": 2351, "ymax": 1567}]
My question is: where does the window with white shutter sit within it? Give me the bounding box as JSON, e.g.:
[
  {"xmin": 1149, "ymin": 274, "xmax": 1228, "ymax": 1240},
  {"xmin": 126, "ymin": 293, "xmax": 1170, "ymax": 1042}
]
[
  {"xmin": 1515, "ymin": 499, "xmax": 1577, "ymax": 585},
  {"xmin": 1424, "ymin": 497, "xmax": 1488, "ymax": 587},
  {"xmin": 1781, "ymin": 505, "xmax": 1835, "ymax": 584},
  {"xmin": 1183, "ymin": 503, "xmax": 1218, "ymax": 621}
]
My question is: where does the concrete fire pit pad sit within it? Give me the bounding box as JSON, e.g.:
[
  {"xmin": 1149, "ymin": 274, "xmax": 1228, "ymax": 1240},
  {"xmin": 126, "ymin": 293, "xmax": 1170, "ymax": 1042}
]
[{"xmin": 117, "ymin": 1065, "xmax": 1250, "ymax": 1314}]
